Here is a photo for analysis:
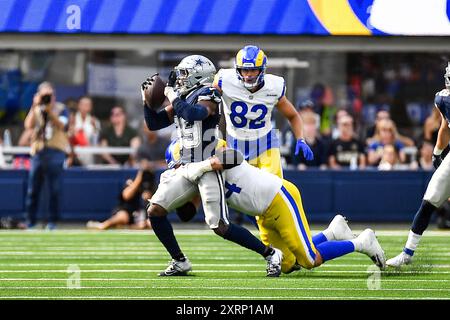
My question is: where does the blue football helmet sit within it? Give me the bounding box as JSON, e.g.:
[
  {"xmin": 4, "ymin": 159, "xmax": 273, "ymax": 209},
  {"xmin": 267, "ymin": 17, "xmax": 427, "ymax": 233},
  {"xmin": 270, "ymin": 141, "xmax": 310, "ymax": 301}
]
[
  {"xmin": 235, "ymin": 45, "xmax": 267, "ymax": 89},
  {"xmin": 165, "ymin": 139, "xmax": 181, "ymax": 169}
]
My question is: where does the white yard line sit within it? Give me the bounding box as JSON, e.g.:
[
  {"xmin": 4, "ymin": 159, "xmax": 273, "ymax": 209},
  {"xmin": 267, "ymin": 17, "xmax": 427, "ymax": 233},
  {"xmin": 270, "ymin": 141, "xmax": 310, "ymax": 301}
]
[
  {"xmin": 1, "ymin": 269, "xmax": 450, "ymax": 274},
  {"xmin": 1, "ymin": 263, "xmax": 450, "ymax": 268},
  {"xmin": 0, "ymin": 295, "xmax": 447, "ymax": 300},
  {"xmin": 1, "ymin": 286, "xmax": 450, "ymax": 292},
  {"xmin": 1, "ymin": 278, "xmax": 450, "ymax": 282},
  {"xmin": 0, "ymin": 229, "xmax": 449, "ymax": 236}
]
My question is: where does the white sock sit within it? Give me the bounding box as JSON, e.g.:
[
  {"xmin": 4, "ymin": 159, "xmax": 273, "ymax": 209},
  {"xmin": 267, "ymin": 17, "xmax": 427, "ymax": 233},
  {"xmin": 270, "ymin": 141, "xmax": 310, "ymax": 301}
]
[
  {"xmin": 404, "ymin": 230, "xmax": 421, "ymax": 255},
  {"xmin": 350, "ymin": 238, "xmax": 362, "ymax": 252},
  {"xmin": 322, "ymin": 228, "xmax": 333, "ymax": 241}
]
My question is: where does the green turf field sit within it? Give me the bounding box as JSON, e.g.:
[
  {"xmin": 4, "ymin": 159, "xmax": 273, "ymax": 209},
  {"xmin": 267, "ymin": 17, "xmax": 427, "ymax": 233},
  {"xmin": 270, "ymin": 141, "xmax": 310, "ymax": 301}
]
[{"xmin": 0, "ymin": 228, "xmax": 449, "ymax": 300}]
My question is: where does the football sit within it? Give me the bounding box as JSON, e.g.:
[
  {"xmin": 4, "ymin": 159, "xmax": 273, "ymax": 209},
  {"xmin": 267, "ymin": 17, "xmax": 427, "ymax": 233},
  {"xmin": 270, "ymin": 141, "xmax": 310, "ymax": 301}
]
[{"xmin": 144, "ymin": 74, "xmax": 168, "ymax": 110}]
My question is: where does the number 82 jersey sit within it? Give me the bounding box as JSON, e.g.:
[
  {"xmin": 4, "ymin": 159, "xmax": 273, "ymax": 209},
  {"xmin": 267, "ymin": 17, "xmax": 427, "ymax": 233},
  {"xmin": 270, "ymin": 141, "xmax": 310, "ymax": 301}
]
[{"xmin": 214, "ymin": 68, "xmax": 286, "ymax": 140}]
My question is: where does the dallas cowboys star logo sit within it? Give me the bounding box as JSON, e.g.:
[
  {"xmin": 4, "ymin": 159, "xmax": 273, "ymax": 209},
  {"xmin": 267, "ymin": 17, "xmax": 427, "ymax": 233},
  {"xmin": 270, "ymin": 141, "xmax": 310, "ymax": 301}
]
[{"xmin": 194, "ymin": 58, "xmax": 204, "ymax": 67}]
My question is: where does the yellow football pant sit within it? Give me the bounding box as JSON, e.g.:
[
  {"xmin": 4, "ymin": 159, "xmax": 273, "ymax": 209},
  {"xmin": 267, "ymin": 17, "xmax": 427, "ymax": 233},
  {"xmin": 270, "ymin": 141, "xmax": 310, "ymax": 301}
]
[
  {"xmin": 256, "ymin": 180, "xmax": 317, "ymax": 272},
  {"xmin": 248, "ymin": 148, "xmax": 283, "ymax": 178}
]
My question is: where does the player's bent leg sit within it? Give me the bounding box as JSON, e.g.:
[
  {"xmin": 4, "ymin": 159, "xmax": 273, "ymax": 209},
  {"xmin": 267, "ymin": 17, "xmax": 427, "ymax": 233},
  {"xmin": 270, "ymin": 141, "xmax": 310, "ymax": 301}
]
[
  {"xmin": 198, "ymin": 171, "xmax": 282, "ymax": 276},
  {"xmin": 148, "ymin": 203, "xmax": 191, "ymax": 276},
  {"xmin": 256, "ymin": 216, "xmax": 296, "ymax": 273},
  {"xmin": 388, "ymin": 155, "xmax": 450, "ymax": 267},
  {"xmin": 147, "ymin": 170, "xmax": 197, "ymax": 276},
  {"xmin": 265, "ymin": 181, "xmax": 317, "ymax": 270},
  {"xmin": 313, "ymin": 230, "xmax": 385, "ymax": 269}
]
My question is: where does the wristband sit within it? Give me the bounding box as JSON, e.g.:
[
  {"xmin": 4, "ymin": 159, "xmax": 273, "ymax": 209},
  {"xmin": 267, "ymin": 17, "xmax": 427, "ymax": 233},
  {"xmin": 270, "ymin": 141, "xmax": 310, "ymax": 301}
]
[{"xmin": 433, "ymin": 147, "xmax": 443, "ymax": 155}]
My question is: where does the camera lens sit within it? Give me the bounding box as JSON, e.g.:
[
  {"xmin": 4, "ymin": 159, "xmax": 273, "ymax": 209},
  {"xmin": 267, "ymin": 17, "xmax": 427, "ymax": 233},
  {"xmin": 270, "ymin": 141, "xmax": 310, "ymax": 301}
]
[{"xmin": 41, "ymin": 94, "xmax": 51, "ymax": 104}]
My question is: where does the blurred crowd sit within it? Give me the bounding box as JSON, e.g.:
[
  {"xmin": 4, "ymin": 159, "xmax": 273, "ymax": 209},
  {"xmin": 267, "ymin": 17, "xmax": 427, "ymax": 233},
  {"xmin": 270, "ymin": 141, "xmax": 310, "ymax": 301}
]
[
  {"xmin": 0, "ymin": 94, "xmax": 172, "ymax": 171},
  {"xmin": 0, "ymin": 87, "xmax": 446, "ymax": 173},
  {"xmin": 280, "ymin": 96, "xmax": 442, "ymax": 171}
]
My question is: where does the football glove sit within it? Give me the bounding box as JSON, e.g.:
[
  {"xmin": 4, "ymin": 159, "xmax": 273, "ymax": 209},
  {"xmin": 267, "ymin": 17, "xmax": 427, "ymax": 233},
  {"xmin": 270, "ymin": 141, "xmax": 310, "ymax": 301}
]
[
  {"xmin": 167, "ymin": 70, "xmax": 177, "ymax": 87},
  {"xmin": 140, "ymin": 73, "xmax": 159, "ymax": 104},
  {"xmin": 295, "ymin": 139, "xmax": 314, "ymax": 160}
]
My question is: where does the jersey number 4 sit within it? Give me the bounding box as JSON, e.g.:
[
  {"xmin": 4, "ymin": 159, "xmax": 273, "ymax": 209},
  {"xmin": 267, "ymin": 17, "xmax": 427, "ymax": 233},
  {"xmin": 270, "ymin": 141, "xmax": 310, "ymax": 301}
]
[{"xmin": 229, "ymin": 102, "xmax": 268, "ymax": 129}]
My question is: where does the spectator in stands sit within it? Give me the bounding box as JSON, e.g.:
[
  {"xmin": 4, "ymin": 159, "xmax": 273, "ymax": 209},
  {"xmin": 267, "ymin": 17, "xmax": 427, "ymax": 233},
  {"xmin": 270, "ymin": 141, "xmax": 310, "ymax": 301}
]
[
  {"xmin": 328, "ymin": 115, "xmax": 366, "ymax": 169},
  {"xmin": 99, "ymin": 106, "xmax": 140, "ymax": 166},
  {"xmin": 367, "ymin": 119, "xmax": 407, "ymax": 166},
  {"xmin": 366, "ymin": 110, "xmax": 415, "ymax": 147},
  {"xmin": 378, "ymin": 144, "xmax": 401, "ymax": 170},
  {"xmin": 366, "ymin": 109, "xmax": 390, "ymax": 143},
  {"xmin": 23, "ymin": 82, "xmax": 69, "ymax": 230},
  {"xmin": 66, "ymin": 108, "xmax": 83, "ymax": 167},
  {"xmin": 291, "ymin": 110, "xmax": 327, "ymax": 170},
  {"xmin": 86, "ymin": 168, "xmax": 153, "ymax": 230},
  {"xmin": 331, "ymin": 108, "xmax": 351, "ymax": 140},
  {"xmin": 423, "ymin": 107, "xmax": 441, "ymax": 145},
  {"xmin": 310, "ymin": 83, "xmax": 337, "ymax": 140},
  {"xmin": 71, "ymin": 96, "xmax": 101, "ymax": 166},
  {"xmin": 378, "ymin": 144, "xmax": 418, "ymax": 171},
  {"xmin": 417, "ymin": 140, "xmax": 434, "ymax": 170},
  {"xmin": 135, "ymin": 122, "xmax": 169, "ymax": 170},
  {"xmin": 13, "ymin": 128, "xmax": 33, "ymax": 169}
]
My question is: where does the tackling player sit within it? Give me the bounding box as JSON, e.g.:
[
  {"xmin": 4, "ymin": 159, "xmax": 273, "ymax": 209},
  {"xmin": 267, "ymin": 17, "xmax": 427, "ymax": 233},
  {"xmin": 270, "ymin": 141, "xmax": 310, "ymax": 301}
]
[
  {"xmin": 143, "ymin": 55, "xmax": 282, "ymax": 277},
  {"xmin": 387, "ymin": 63, "xmax": 450, "ymax": 267},
  {"xmin": 213, "ymin": 45, "xmax": 313, "ymax": 178},
  {"xmin": 170, "ymin": 144, "xmax": 387, "ymax": 272}
]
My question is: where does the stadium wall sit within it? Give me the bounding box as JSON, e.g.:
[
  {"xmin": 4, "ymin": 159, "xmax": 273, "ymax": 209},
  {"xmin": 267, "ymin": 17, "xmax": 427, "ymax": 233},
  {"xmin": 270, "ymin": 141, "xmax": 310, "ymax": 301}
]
[{"xmin": 0, "ymin": 168, "xmax": 433, "ymax": 223}]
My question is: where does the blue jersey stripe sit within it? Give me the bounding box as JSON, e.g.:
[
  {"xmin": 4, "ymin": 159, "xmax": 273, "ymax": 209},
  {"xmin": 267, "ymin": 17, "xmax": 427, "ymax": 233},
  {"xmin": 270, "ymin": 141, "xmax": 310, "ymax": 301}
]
[
  {"xmin": 227, "ymin": 130, "xmax": 279, "ymax": 160},
  {"xmin": 281, "ymin": 185, "xmax": 316, "ymax": 260}
]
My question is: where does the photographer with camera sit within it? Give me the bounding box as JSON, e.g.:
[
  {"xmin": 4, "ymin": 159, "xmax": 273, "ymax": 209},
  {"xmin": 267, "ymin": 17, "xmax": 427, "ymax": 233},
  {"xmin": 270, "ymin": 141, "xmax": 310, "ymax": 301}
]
[
  {"xmin": 86, "ymin": 168, "xmax": 154, "ymax": 230},
  {"xmin": 23, "ymin": 82, "xmax": 70, "ymax": 230}
]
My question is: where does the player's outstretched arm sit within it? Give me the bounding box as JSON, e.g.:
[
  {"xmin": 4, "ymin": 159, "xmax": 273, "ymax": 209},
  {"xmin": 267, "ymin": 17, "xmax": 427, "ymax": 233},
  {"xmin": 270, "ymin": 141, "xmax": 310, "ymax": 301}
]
[
  {"xmin": 141, "ymin": 76, "xmax": 174, "ymax": 130},
  {"xmin": 180, "ymin": 148, "xmax": 244, "ymax": 183},
  {"xmin": 432, "ymin": 112, "xmax": 450, "ymax": 169}
]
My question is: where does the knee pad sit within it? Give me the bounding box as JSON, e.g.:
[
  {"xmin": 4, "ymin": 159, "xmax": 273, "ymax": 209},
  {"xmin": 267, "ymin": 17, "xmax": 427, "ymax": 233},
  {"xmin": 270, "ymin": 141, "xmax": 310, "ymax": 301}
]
[
  {"xmin": 213, "ymin": 221, "xmax": 229, "ymax": 238},
  {"xmin": 147, "ymin": 203, "xmax": 167, "ymax": 218}
]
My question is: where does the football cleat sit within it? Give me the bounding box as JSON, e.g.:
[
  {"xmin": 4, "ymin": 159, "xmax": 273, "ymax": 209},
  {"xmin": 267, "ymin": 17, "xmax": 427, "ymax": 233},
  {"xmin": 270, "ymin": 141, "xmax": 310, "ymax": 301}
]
[
  {"xmin": 386, "ymin": 251, "xmax": 413, "ymax": 268},
  {"xmin": 159, "ymin": 258, "xmax": 192, "ymax": 276},
  {"xmin": 326, "ymin": 214, "xmax": 355, "ymax": 241},
  {"xmin": 354, "ymin": 229, "xmax": 386, "ymax": 269},
  {"xmin": 265, "ymin": 247, "xmax": 283, "ymax": 277}
]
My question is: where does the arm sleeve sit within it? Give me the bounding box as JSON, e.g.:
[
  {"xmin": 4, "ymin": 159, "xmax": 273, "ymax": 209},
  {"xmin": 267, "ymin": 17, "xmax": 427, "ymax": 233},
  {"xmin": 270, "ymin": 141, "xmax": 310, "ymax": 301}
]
[
  {"xmin": 143, "ymin": 105, "xmax": 172, "ymax": 130},
  {"xmin": 172, "ymin": 98, "xmax": 209, "ymax": 122}
]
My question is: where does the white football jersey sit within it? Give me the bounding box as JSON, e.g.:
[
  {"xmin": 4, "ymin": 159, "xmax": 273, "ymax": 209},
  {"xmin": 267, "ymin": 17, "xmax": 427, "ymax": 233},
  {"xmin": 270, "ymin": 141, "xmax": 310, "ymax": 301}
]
[
  {"xmin": 223, "ymin": 160, "xmax": 283, "ymax": 216},
  {"xmin": 216, "ymin": 68, "xmax": 286, "ymax": 140}
]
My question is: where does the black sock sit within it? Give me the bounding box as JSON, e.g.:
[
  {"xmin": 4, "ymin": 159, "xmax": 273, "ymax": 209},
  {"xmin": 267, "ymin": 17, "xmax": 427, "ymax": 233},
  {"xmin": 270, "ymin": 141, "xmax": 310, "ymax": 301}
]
[
  {"xmin": 149, "ymin": 215, "xmax": 184, "ymax": 260},
  {"xmin": 223, "ymin": 223, "xmax": 267, "ymax": 256},
  {"xmin": 263, "ymin": 246, "xmax": 274, "ymax": 258},
  {"xmin": 411, "ymin": 200, "xmax": 437, "ymax": 235}
]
